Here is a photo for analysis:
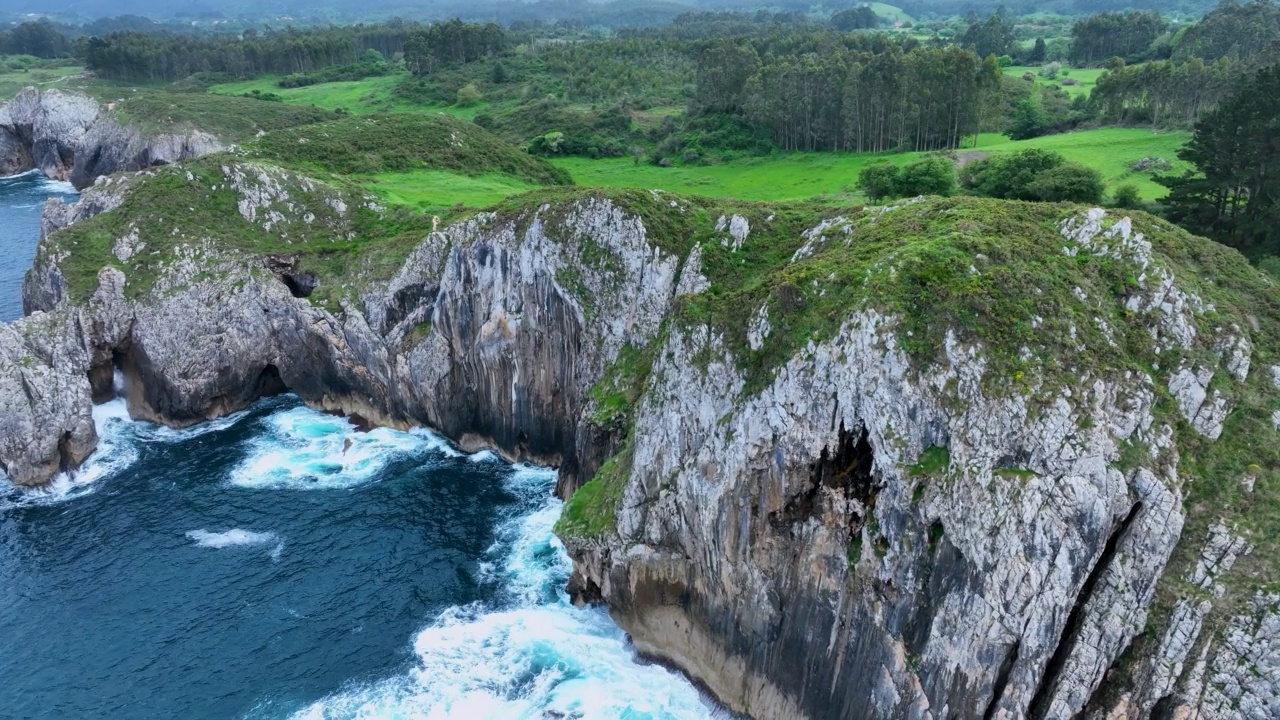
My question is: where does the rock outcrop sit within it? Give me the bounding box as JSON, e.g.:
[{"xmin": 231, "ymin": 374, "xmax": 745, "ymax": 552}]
[
  {"xmin": 4, "ymin": 165, "xmax": 1280, "ymax": 719},
  {"xmin": 0, "ymin": 88, "xmax": 223, "ymax": 188}
]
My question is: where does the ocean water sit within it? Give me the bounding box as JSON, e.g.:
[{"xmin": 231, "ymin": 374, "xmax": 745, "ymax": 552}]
[
  {"xmin": 0, "ymin": 399, "xmax": 731, "ymax": 719},
  {"xmin": 0, "ymin": 170, "xmax": 78, "ymax": 321},
  {"xmin": 0, "ymin": 169, "xmax": 730, "ymax": 720}
]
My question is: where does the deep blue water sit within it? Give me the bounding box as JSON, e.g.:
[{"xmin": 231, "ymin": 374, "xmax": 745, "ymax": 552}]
[
  {"xmin": 0, "ymin": 174, "xmax": 730, "ymax": 719},
  {"xmin": 0, "ymin": 170, "xmax": 77, "ymax": 321}
]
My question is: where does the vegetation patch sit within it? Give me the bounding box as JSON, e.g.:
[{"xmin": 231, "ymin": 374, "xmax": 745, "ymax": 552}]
[
  {"xmin": 247, "ymin": 112, "xmax": 572, "ymax": 187},
  {"xmin": 910, "ymin": 446, "xmax": 952, "ymax": 476},
  {"xmin": 555, "ymin": 443, "xmax": 633, "ymax": 540},
  {"xmin": 38, "ymin": 155, "xmax": 432, "ymax": 306}
]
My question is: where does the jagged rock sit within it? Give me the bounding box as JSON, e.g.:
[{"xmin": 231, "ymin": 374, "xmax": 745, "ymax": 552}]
[
  {"xmin": 0, "ymin": 88, "xmax": 224, "ymax": 189},
  {"xmin": 1169, "ymin": 366, "xmax": 1229, "ymax": 439},
  {"xmin": 4, "ymin": 184, "xmax": 1280, "ymax": 720}
]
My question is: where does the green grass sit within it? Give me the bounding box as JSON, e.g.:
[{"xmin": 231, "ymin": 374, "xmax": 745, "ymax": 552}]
[
  {"xmin": 209, "ymin": 73, "xmax": 416, "ymax": 113},
  {"xmin": 361, "ymin": 170, "xmax": 539, "ymax": 214},
  {"xmin": 867, "ymin": 2, "xmax": 915, "ymax": 23},
  {"xmin": 1004, "ymin": 65, "xmax": 1106, "ymax": 99},
  {"xmin": 208, "ymin": 72, "xmax": 487, "ymax": 119},
  {"xmin": 971, "ymin": 128, "xmax": 1191, "ymax": 199},
  {"xmin": 0, "ymin": 62, "xmax": 83, "ymax": 100},
  {"xmin": 553, "ymin": 127, "xmax": 1191, "ymax": 203},
  {"xmin": 246, "ymin": 112, "xmax": 572, "ymax": 186}
]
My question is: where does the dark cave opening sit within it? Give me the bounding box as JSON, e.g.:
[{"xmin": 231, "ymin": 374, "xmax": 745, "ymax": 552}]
[
  {"xmin": 281, "ymin": 272, "xmax": 318, "ymax": 299},
  {"xmin": 770, "ymin": 422, "xmax": 877, "ymax": 532}
]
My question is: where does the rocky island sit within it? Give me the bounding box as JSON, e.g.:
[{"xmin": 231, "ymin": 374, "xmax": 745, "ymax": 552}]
[{"xmin": 2, "ymin": 90, "xmax": 1278, "ymax": 719}]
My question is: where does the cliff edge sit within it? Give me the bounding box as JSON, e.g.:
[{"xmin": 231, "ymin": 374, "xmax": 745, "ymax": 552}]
[
  {"xmin": 3, "ymin": 160, "xmax": 1279, "ymax": 718},
  {"xmin": 0, "ymin": 88, "xmax": 223, "ymax": 189}
]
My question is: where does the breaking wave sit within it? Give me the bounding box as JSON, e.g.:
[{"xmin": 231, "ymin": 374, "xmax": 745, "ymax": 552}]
[
  {"xmin": 229, "ymin": 407, "xmax": 460, "ymax": 491},
  {"xmin": 291, "ymin": 465, "xmax": 732, "ymax": 720}
]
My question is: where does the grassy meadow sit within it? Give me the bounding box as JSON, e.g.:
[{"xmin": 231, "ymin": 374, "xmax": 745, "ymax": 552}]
[
  {"xmin": 553, "ymin": 127, "xmax": 1190, "ymax": 204},
  {"xmin": 1004, "ymin": 65, "xmax": 1106, "ymax": 98},
  {"xmin": 0, "ymin": 61, "xmax": 83, "ymax": 99}
]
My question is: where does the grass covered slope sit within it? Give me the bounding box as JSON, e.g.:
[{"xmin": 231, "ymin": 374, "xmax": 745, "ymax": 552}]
[
  {"xmin": 246, "ymin": 113, "xmax": 572, "ymax": 186},
  {"xmin": 36, "ymin": 156, "xmax": 432, "ymax": 308},
  {"xmin": 554, "ymin": 127, "xmax": 1190, "ymax": 203},
  {"xmin": 540, "ymin": 193, "xmax": 1280, "ymax": 610}
]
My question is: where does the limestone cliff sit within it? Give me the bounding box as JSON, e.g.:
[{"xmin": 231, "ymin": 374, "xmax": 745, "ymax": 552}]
[
  {"xmin": 0, "ymin": 88, "xmax": 223, "ymax": 188},
  {"xmin": 4, "ymin": 160, "xmax": 1280, "ymax": 719}
]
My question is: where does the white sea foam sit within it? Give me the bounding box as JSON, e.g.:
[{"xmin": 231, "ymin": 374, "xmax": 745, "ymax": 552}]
[
  {"xmin": 293, "ymin": 465, "xmax": 730, "ymax": 720},
  {"xmin": 0, "ymin": 399, "xmax": 138, "ymax": 507},
  {"xmin": 229, "ymin": 407, "xmax": 457, "ymax": 490},
  {"xmin": 466, "ymin": 449, "xmax": 500, "ymax": 463},
  {"xmin": 186, "ymin": 529, "xmax": 284, "ymax": 560},
  {"xmin": 0, "ymin": 397, "xmax": 264, "ymax": 509}
]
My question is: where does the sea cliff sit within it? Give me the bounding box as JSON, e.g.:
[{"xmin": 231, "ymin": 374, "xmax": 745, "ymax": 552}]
[{"xmin": 2, "ymin": 151, "xmax": 1279, "ymax": 718}]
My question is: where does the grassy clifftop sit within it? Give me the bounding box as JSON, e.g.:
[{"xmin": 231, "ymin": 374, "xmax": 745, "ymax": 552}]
[
  {"xmin": 246, "ymin": 112, "xmax": 573, "ymax": 187},
  {"xmin": 40, "ymin": 171, "xmax": 1280, "ymax": 610}
]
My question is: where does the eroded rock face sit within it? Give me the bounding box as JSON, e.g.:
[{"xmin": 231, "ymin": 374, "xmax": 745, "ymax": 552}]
[
  {"xmin": 0, "ymin": 88, "xmax": 224, "ymax": 189},
  {"xmin": 4, "ymin": 176, "xmax": 1279, "ymax": 720}
]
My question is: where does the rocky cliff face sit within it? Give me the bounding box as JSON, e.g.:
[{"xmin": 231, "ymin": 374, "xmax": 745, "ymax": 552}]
[
  {"xmin": 0, "ymin": 88, "xmax": 223, "ymax": 188},
  {"xmin": 4, "ymin": 162, "xmax": 1279, "ymax": 719}
]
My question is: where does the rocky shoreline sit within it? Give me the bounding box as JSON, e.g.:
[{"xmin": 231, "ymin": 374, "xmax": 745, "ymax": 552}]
[
  {"xmin": 1, "ymin": 99, "xmax": 1278, "ymax": 718},
  {"xmin": 0, "ymin": 88, "xmax": 222, "ymax": 189}
]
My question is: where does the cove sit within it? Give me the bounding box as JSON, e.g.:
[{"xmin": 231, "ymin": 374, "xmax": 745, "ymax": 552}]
[{"xmin": 0, "ymin": 395, "xmax": 729, "ymax": 719}]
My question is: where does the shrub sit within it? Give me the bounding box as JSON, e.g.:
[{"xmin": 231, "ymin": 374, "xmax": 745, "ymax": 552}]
[
  {"xmin": 1112, "ymin": 183, "xmax": 1142, "ymax": 209},
  {"xmin": 859, "ymin": 162, "xmax": 901, "ymax": 202},
  {"xmin": 455, "ymin": 83, "xmax": 483, "ymax": 106},
  {"xmin": 896, "ymin": 156, "xmax": 956, "ymax": 197},
  {"xmin": 1026, "ymin": 163, "xmax": 1104, "ymax": 203},
  {"xmin": 1039, "ymin": 62, "xmax": 1061, "ymax": 79},
  {"xmin": 961, "ymin": 149, "xmax": 1065, "ymax": 200}
]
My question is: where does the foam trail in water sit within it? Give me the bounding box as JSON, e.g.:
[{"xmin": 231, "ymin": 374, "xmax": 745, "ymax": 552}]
[
  {"xmin": 229, "ymin": 407, "xmax": 459, "ymax": 491},
  {"xmin": 187, "ymin": 529, "xmax": 284, "ymax": 560},
  {"xmin": 0, "ymin": 397, "xmax": 264, "ymax": 509},
  {"xmin": 294, "ymin": 465, "xmax": 731, "ymax": 720}
]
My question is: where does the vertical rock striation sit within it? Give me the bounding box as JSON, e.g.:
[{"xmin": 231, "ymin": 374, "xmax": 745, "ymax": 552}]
[{"xmin": 3, "ymin": 168, "xmax": 1279, "ymax": 719}]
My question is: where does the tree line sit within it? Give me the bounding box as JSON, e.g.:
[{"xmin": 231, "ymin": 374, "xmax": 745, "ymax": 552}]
[
  {"xmin": 403, "ymin": 20, "xmax": 506, "ymax": 75},
  {"xmin": 1069, "ymin": 11, "xmax": 1166, "ymax": 65},
  {"xmin": 697, "ymin": 37, "xmax": 1000, "ymax": 152}
]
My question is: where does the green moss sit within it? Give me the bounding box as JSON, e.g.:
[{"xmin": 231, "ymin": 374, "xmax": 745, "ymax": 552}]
[
  {"xmin": 555, "ymin": 443, "xmax": 633, "ymax": 540},
  {"xmin": 910, "ymin": 446, "xmax": 951, "ymax": 476}
]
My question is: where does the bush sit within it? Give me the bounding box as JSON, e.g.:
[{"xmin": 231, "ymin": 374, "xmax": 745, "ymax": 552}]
[
  {"xmin": 1039, "ymin": 62, "xmax": 1061, "ymax": 79},
  {"xmin": 1112, "ymin": 183, "xmax": 1142, "ymax": 209},
  {"xmin": 1026, "ymin": 163, "xmax": 1104, "ymax": 203},
  {"xmin": 896, "ymin": 156, "xmax": 956, "ymax": 197},
  {"xmin": 859, "ymin": 162, "xmax": 900, "ymax": 202},
  {"xmin": 961, "ymin": 149, "xmax": 1065, "ymax": 200},
  {"xmin": 455, "ymin": 83, "xmax": 483, "ymax": 106}
]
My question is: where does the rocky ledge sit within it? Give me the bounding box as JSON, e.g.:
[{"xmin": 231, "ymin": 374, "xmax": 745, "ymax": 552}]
[
  {"xmin": 0, "ymin": 88, "xmax": 223, "ymax": 188},
  {"xmin": 3, "ymin": 159, "xmax": 1279, "ymax": 719}
]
